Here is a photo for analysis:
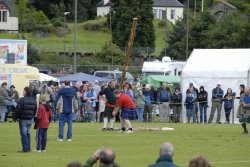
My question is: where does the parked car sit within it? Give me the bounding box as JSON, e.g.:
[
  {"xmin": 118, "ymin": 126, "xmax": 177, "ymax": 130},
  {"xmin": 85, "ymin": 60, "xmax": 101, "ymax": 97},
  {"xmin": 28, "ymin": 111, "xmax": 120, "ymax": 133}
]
[{"xmin": 93, "ymin": 70, "xmax": 135, "ymax": 84}]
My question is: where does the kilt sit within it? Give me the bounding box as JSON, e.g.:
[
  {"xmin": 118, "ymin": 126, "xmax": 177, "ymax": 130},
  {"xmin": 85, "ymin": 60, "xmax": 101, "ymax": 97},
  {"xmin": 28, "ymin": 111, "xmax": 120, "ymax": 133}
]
[
  {"xmin": 120, "ymin": 108, "xmax": 138, "ymax": 120},
  {"xmin": 239, "ymin": 113, "xmax": 250, "ymax": 123},
  {"xmin": 103, "ymin": 106, "xmax": 115, "ymax": 118}
]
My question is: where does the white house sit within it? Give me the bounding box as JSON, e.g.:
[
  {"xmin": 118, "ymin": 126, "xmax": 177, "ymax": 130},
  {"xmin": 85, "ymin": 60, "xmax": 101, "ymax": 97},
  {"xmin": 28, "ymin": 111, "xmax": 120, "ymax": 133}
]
[
  {"xmin": 0, "ymin": 0, "xmax": 19, "ymax": 32},
  {"xmin": 153, "ymin": 0, "xmax": 184, "ymax": 24},
  {"xmin": 96, "ymin": 0, "xmax": 184, "ymax": 24},
  {"xmin": 96, "ymin": 0, "xmax": 112, "ymax": 17}
]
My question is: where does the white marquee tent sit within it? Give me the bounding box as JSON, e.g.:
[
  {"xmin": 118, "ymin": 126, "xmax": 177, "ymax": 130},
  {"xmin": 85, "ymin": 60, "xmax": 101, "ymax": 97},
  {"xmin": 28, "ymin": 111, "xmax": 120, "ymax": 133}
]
[
  {"xmin": 39, "ymin": 73, "xmax": 59, "ymax": 82},
  {"xmin": 181, "ymin": 49, "xmax": 250, "ymax": 123}
]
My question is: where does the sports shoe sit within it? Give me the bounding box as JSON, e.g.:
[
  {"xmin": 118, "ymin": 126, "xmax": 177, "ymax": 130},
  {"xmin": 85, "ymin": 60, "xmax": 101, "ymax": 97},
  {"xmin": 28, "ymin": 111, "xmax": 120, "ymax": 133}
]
[
  {"xmin": 125, "ymin": 130, "xmax": 134, "ymax": 134},
  {"xmin": 57, "ymin": 139, "xmax": 63, "ymax": 142},
  {"xmin": 32, "ymin": 149, "xmax": 40, "ymax": 152},
  {"xmin": 101, "ymin": 128, "xmax": 107, "ymax": 131},
  {"xmin": 108, "ymin": 128, "xmax": 114, "ymax": 131},
  {"xmin": 42, "ymin": 150, "xmax": 46, "ymax": 152},
  {"xmin": 118, "ymin": 130, "xmax": 125, "ymax": 133},
  {"xmin": 67, "ymin": 139, "xmax": 72, "ymax": 142},
  {"xmin": 243, "ymin": 130, "xmax": 248, "ymax": 134}
]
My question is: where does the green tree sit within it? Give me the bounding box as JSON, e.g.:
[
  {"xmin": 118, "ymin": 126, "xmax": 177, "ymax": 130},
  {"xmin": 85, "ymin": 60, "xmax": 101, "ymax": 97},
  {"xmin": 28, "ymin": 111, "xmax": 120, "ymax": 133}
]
[
  {"xmin": 111, "ymin": 0, "xmax": 155, "ymax": 49},
  {"xmin": 32, "ymin": 11, "xmax": 51, "ymax": 36},
  {"xmin": 163, "ymin": 15, "xmax": 187, "ymax": 60},
  {"xmin": 208, "ymin": 13, "xmax": 250, "ymax": 48},
  {"xmin": 189, "ymin": 11, "xmax": 216, "ymax": 49},
  {"xmin": 15, "ymin": 0, "xmax": 33, "ymax": 32},
  {"xmin": 164, "ymin": 11, "xmax": 215, "ymax": 60},
  {"xmin": 96, "ymin": 43, "xmax": 125, "ymax": 65},
  {"xmin": 28, "ymin": 0, "xmax": 62, "ymax": 19},
  {"xmin": 32, "ymin": 11, "xmax": 50, "ymax": 26},
  {"xmin": 27, "ymin": 44, "xmax": 40, "ymax": 65}
]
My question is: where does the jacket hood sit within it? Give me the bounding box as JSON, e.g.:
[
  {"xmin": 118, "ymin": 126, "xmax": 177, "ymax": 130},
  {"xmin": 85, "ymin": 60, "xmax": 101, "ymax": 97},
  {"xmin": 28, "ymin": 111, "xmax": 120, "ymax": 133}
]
[
  {"xmin": 59, "ymin": 87, "xmax": 75, "ymax": 96},
  {"xmin": 200, "ymin": 86, "xmax": 204, "ymax": 91}
]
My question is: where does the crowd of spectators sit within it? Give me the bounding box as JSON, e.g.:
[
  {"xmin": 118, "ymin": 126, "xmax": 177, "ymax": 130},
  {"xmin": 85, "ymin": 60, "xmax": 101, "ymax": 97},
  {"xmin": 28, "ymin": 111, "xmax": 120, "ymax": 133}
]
[
  {"xmin": 66, "ymin": 141, "xmax": 212, "ymax": 167},
  {"xmin": 0, "ymin": 80, "xmax": 249, "ymax": 132}
]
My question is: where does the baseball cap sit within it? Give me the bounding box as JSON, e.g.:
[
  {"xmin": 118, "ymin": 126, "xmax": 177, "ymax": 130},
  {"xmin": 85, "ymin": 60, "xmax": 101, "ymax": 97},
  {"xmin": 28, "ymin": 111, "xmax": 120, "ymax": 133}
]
[{"xmin": 217, "ymin": 82, "xmax": 222, "ymax": 86}]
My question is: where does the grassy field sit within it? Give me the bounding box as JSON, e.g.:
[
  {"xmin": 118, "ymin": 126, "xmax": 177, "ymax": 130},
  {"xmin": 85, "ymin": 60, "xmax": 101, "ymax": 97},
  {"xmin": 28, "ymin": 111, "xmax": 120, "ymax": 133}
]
[
  {"xmin": 0, "ymin": 122, "xmax": 249, "ymax": 167},
  {"xmin": 0, "ymin": 19, "xmax": 170, "ymax": 56}
]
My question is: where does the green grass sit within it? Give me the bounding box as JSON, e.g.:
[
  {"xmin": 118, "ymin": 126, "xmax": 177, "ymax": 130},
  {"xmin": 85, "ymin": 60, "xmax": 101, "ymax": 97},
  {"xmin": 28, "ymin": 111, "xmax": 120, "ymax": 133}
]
[
  {"xmin": 0, "ymin": 123, "xmax": 249, "ymax": 167},
  {"xmin": 153, "ymin": 19, "xmax": 173, "ymax": 56},
  {"xmin": 0, "ymin": 18, "xmax": 171, "ymax": 57}
]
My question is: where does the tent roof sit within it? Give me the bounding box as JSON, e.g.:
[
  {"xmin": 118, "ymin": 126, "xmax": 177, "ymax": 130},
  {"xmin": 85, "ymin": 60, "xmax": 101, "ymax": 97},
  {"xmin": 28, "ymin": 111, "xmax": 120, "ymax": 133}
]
[
  {"xmin": 140, "ymin": 75, "xmax": 180, "ymax": 88},
  {"xmin": 58, "ymin": 72, "xmax": 110, "ymax": 83},
  {"xmin": 40, "ymin": 73, "xmax": 59, "ymax": 82},
  {"xmin": 182, "ymin": 49, "xmax": 250, "ymax": 78}
]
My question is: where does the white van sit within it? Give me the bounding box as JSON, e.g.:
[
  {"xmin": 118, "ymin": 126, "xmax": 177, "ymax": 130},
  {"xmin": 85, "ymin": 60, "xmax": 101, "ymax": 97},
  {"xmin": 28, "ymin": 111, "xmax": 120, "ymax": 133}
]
[
  {"xmin": 93, "ymin": 70, "xmax": 134, "ymax": 84},
  {"xmin": 142, "ymin": 56, "xmax": 186, "ymax": 78}
]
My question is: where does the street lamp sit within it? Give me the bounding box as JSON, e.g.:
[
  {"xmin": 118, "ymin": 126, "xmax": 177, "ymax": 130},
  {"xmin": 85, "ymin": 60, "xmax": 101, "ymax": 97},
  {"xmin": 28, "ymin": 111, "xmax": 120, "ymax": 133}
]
[
  {"xmin": 63, "ymin": 12, "xmax": 70, "ymax": 72},
  {"xmin": 73, "ymin": 0, "xmax": 77, "ymax": 74},
  {"xmin": 109, "ymin": 5, "xmax": 115, "ymax": 70}
]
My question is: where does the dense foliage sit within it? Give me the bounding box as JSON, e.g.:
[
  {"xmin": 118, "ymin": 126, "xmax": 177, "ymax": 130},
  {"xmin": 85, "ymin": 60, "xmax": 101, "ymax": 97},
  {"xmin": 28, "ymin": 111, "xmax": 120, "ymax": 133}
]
[
  {"xmin": 163, "ymin": 6, "xmax": 250, "ymax": 60},
  {"xmin": 111, "ymin": 0, "xmax": 156, "ymax": 50},
  {"xmin": 13, "ymin": 0, "xmax": 250, "ymax": 64}
]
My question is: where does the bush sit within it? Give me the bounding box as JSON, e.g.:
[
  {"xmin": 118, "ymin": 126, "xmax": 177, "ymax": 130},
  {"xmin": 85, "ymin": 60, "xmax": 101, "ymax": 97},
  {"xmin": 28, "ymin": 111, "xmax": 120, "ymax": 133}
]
[
  {"xmin": 83, "ymin": 17, "xmax": 108, "ymax": 31},
  {"xmin": 51, "ymin": 18, "xmax": 64, "ymax": 27},
  {"xmin": 158, "ymin": 20, "xmax": 167, "ymax": 27},
  {"xmin": 96, "ymin": 42, "xmax": 125, "ymax": 65}
]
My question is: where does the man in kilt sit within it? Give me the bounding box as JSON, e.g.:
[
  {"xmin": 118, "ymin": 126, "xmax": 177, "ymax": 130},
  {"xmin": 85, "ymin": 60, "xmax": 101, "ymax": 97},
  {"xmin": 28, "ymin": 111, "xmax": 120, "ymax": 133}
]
[
  {"xmin": 99, "ymin": 80, "xmax": 117, "ymax": 131},
  {"xmin": 112, "ymin": 89, "xmax": 137, "ymax": 133},
  {"xmin": 240, "ymin": 87, "xmax": 250, "ymax": 134}
]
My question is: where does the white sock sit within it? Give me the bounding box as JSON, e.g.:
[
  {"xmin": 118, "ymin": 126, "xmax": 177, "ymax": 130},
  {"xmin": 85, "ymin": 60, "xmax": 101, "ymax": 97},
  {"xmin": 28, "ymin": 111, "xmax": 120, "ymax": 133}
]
[
  {"xmin": 103, "ymin": 118, "xmax": 108, "ymax": 128},
  {"xmin": 110, "ymin": 119, "xmax": 114, "ymax": 128},
  {"xmin": 124, "ymin": 120, "xmax": 132, "ymax": 129}
]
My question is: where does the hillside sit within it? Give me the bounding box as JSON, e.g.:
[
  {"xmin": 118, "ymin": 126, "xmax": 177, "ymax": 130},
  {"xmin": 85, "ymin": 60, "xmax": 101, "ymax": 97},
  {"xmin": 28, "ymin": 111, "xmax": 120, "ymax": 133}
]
[{"xmin": 0, "ymin": 18, "xmax": 172, "ymax": 57}]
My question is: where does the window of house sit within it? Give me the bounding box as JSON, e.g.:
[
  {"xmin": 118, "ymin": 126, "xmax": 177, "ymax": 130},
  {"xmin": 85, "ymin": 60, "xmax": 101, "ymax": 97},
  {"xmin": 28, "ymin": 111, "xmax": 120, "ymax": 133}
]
[
  {"xmin": 2, "ymin": 11, "xmax": 7, "ymax": 22},
  {"xmin": 170, "ymin": 9, "xmax": 175, "ymax": 20},
  {"xmin": 153, "ymin": 9, "xmax": 157, "ymax": 18},
  {"xmin": 158, "ymin": 9, "xmax": 163, "ymax": 19}
]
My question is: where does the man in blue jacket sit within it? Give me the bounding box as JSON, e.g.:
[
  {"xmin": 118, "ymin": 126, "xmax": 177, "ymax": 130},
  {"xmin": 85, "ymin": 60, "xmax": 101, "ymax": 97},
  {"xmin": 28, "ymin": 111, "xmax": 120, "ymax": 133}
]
[
  {"xmin": 56, "ymin": 80, "xmax": 78, "ymax": 142},
  {"xmin": 208, "ymin": 82, "xmax": 224, "ymax": 124},
  {"xmin": 149, "ymin": 142, "xmax": 178, "ymax": 167},
  {"xmin": 157, "ymin": 82, "xmax": 171, "ymax": 123}
]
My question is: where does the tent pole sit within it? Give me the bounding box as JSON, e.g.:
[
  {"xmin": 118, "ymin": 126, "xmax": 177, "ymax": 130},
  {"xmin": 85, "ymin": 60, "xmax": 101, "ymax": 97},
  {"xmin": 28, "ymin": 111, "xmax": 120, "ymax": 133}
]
[{"xmin": 232, "ymin": 98, "xmax": 234, "ymax": 124}]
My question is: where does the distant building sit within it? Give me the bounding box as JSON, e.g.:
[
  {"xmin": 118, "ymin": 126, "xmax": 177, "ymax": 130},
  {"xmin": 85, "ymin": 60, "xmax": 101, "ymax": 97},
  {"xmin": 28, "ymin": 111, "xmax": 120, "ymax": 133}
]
[
  {"xmin": 211, "ymin": 0, "xmax": 237, "ymax": 20},
  {"xmin": 0, "ymin": 0, "xmax": 19, "ymax": 32},
  {"xmin": 153, "ymin": 0, "xmax": 184, "ymax": 24},
  {"xmin": 96, "ymin": 0, "xmax": 184, "ymax": 24},
  {"xmin": 96, "ymin": 0, "xmax": 112, "ymax": 17}
]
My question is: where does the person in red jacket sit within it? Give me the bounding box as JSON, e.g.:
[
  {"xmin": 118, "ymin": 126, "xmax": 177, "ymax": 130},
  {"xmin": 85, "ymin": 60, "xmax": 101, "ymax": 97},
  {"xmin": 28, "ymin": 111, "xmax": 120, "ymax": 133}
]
[
  {"xmin": 112, "ymin": 89, "xmax": 137, "ymax": 133},
  {"xmin": 36, "ymin": 95, "xmax": 52, "ymax": 152}
]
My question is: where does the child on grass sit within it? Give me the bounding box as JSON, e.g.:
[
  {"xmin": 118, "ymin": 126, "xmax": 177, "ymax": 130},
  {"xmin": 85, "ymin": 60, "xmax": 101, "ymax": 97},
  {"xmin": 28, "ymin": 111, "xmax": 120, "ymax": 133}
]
[{"xmin": 36, "ymin": 95, "xmax": 52, "ymax": 152}]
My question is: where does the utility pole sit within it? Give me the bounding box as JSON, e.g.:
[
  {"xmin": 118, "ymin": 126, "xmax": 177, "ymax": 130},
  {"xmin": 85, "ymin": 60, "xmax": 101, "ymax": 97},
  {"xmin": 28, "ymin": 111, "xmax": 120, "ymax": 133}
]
[
  {"xmin": 194, "ymin": 0, "xmax": 196, "ymax": 18},
  {"xmin": 63, "ymin": 12, "xmax": 70, "ymax": 73},
  {"xmin": 109, "ymin": 7, "xmax": 114, "ymax": 70},
  {"xmin": 201, "ymin": 0, "xmax": 204, "ymax": 13},
  {"xmin": 186, "ymin": 0, "xmax": 189, "ymax": 60},
  {"xmin": 73, "ymin": 0, "xmax": 77, "ymax": 73}
]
